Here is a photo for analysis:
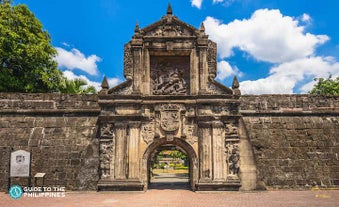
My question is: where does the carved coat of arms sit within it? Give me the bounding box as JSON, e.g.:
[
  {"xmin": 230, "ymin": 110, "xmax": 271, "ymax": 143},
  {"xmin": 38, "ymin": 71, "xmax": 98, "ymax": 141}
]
[{"xmin": 160, "ymin": 105, "xmax": 180, "ymax": 132}]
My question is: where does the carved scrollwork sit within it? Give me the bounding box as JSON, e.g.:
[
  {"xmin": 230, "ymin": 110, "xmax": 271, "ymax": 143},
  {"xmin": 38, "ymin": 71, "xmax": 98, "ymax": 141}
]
[
  {"xmin": 225, "ymin": 123, "xmax": 239, "ymax": 137},
  {"xmin": 124, "ymin": 44, "xmax": 133, "ymax": 79},
  {"xmin": 141, "ymin": 122, "xmax": 155, "ymax": 144},
  {"xmin": 146, "ymin": 23, "xmax": 192, "ymax": 37},
  {"xmin": 100, "ymin": 140, "xmax": 114, "ymax": 178},
  {"xmin": 101, "ymin": 123, "xmax": 114, "ymax": 137}
]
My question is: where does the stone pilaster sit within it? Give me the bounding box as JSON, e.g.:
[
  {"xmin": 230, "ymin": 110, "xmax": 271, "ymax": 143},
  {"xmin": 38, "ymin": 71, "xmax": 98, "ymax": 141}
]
[
  {"xmin": 212, "ymin": 121, "xmax": 225, "ymax": 181},
  {"xmin": 197, "ymin": 38, "xmax": 208, "ymax": 93},
  {"xmin": 190, "ymin": 49, "xmax": 198, "ymax": 95},
  {"xmin": 128, "ymin": 122, "xmax": 141, "ymax": 179},
  {"xmin": 131, "ymin": 37, "xmax": 143, "ymax": 94},
  {"xmin": 143, "ymin": 49, "xmax": 150, "ymax": 95},
  {"xmin": 114, "ymin": 122, "xmax": 127, "ymax": 180},
  {"xmin": 198, "ymin": 121, "xmax": 212, "ymax": 182}
]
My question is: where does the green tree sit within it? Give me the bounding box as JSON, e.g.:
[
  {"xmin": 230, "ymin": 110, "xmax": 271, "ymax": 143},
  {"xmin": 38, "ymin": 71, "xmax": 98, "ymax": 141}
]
[
  {"xmin": 58, "ymin": 78, "xmax": 97, "ymax": 94},
  {"xmin": 309, "ymin": 76, "xmax": 339, "ymax": 95},
  {"xmin": 0, "ymin": 0, "xmax": 62, "ymax": 92}
]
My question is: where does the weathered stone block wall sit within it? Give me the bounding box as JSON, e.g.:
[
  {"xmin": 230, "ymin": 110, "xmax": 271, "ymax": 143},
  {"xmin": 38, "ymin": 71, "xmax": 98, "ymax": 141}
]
[
  {"xmin": 0, "ymin": 93, "xmax": 100, "ymax": 191},
  {"xmin": 240, "ymin": 95, "xmax": 339, "ymax": 189},
  {"xmin": 1, "ymin": 93, "xmax": 338, "ymax": 191}
]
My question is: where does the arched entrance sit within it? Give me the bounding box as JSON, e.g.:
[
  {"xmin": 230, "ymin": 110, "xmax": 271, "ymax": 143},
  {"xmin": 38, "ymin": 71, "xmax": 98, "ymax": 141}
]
[{"xmin": 142, "ymin": 138, "xmax": 198, "ymax": 191}]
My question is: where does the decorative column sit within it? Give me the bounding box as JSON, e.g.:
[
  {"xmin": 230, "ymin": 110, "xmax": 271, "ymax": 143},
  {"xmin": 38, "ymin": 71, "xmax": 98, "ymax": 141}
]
[
  {"xmin": 114, "ymin": 122, "xmax": 127, "ymax": 180},
  {"xmin": 212, "ymin": 121, "xmax": 225, "ymax": 181},
  {"xmin": 99, "ymin": 123, "xmax": 115, "ymax": 180},
  {"xmin": 128, "ymin": 122, "xmax": 141, "ymax": 179},
  {"xmin": 198, "ymin": 121, "xmax": 212, "ymax": 182}
]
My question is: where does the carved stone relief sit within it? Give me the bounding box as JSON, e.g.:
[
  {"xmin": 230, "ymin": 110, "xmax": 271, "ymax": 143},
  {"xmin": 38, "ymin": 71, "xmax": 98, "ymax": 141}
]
[
  {"xmin": 99, "ymin": 140, "xmax": 113, "ymax": 178},
  {"xmin": 151, "ymin": 56, "xmax": 190, "ymax": 95},
  {"xmin": 141, "ymin": 122, "xmax": 155, "ymax": 144},
  {"xmin": 146, "ymin": 23, "xmax": 192, "ymax": 37},
  {"xmin": 159, "ymin": 104, "xmax": 181, "ymax": 132},
  {"xmin": 225, "ymin": 123, "xmax": 238, "ymax": 137},
  {"xmin": 211, "ymin": 106, "xmax": 229, "ymax": 115},
  {"xmin": 207, "ymin": 40, "xmax": 217, "ymax": 77},
  {"xmin": 123, "ymin": 44, "xmax": 133, "ymax": 79},
  {"xmin": 225, "ymin": 143, "xmax": 240, "ymax": 176},
  {"xmin": 101, "ymin": 123, "xmax": 114, "ymax": 137},
  {"xmin": 183, "ymin": 124, "xmax": 198, "ymax": 144}
]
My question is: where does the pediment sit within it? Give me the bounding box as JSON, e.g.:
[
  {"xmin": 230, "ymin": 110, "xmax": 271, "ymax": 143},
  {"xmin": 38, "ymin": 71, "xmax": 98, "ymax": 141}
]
[{"xmin": 141, "ymin": 17, "xmax": 199, "ymax": 37}]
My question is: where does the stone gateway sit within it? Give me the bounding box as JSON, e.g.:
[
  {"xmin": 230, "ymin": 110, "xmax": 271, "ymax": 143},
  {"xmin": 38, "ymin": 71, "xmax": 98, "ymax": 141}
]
[{"xmin": 97, "ymin": 4, "xmax": 256, "ymax": 191}]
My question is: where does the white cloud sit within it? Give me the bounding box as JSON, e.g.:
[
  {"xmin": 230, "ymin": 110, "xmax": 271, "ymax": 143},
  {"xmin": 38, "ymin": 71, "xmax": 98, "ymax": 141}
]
[
  {"xmin": 204, "ymin": 9, "xmax": 329, "ymax": 63},
  {"xmin": 240, "ymin": 57, "xmax": 339, "ymax": 94},
  {"xmin": 61, "ymin": 42, "xmax": 70, "ymax": 47},
  {"xmin": 202, "ymin": 8, "xmax": 338, "ymax": 94},
  {"xmin": 213, "ymin": 0, "xmax": 224, "ymax": 3},
  {"xmin": 302, "ymin": 13, "xmax": 311, "ymax": 23},
  {"xmin": 191, "ymin": 0, "xmax": 203, "ymax": 9},
  {"xmin": 216, "ymin": 60, "xmax": 243, "ymax": 80},
  {"xmin": 55, "ymin": 47, "xmax": 102, "ymax": 76}
]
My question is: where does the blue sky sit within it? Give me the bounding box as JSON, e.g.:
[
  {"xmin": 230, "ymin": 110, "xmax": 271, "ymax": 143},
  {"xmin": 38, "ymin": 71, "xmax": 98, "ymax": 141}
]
[{"xmin": 13, "ymin": 0, "xmax": 339, "ymax": 94}]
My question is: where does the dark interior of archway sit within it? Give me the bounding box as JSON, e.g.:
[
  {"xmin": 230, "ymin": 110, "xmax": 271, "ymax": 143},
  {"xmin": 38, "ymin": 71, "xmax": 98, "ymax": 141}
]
[{"xmin": 148, "ymin": 144, "xmax": 190, "ymax": 190}]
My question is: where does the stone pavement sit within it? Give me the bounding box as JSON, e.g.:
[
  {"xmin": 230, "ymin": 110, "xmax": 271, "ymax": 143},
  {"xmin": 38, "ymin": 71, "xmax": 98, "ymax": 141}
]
[{"xmin": 1, "ymin": 189, "xmax": 338, "ymax": 207}]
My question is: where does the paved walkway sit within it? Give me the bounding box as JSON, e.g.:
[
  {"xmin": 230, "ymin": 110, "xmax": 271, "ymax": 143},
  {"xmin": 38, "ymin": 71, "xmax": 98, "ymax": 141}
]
[{"xmin": 1, "ymin": 189, "xmax": 338, "ymax": 207}]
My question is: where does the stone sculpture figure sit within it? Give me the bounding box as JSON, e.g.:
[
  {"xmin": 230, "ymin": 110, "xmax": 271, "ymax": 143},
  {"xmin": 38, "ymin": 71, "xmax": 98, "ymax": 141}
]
[{"xmin": 229, "ymin": 148, "xmax": 240, "ymax": 175}]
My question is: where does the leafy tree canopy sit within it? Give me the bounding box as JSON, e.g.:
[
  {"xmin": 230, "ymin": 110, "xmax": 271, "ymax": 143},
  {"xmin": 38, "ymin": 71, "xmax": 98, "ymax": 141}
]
[
  {"xmin": 0, "ymin": 0, "xmax": 62, "ymax": 92},
  {"xmin": 309, "ymin": 75, "xmax": 339, "ymax": 95}
]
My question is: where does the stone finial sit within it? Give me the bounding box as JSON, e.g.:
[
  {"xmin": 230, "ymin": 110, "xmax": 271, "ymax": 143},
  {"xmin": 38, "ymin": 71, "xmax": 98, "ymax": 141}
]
[
  {"xmin": 101, "ymin": 76, "xmax": 109, "ymax": 90},
  {"xmin": 200, "ymin": 22, "xmax": 205, "ymax": 33},
  {"xmin": 167, "ymin": 3, "xmax": 173, "ymax": 15},
  {"xmin": 232, "ymin": 76, "xmax": 241, "ymax": 96},
  {"xmin": 134, "ymin": 21, "xmax": 140, "ymax": 33}
]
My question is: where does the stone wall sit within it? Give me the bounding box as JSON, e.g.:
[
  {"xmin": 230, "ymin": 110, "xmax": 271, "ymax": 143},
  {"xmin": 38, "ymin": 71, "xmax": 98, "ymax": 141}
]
[
  {"xmin": 240, "ymin": 95, "xmax": 339, "ymax": 189},
  {"xmin": 0, "ymin": 93, "xmax": 100, "ymax": 191},
  {"xmin": 0, "ymin": 93, "xmax": 338, "ymax": 191}
]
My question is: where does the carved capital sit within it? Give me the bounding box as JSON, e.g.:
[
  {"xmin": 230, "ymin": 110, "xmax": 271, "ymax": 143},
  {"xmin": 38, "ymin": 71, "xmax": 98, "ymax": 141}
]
[
  {"xmin": 212, "ymin": 121, "xmax": 224, "ymax": 128},
  {"xmin": 129, "ymin": 121, "xmax": 141, "ymax": 128},
  {"xmin": 198, "ymin": 121, "xmax": 211, "ymax": 128},
  {"xmin": 115, "ymin": 122, "xmax": 127, "ymax": 129}
]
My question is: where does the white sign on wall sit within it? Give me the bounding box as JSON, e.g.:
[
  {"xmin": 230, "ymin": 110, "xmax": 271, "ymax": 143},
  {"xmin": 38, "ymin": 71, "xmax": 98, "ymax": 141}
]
[{"xmin": 10, "ymin": 150, "xmax": 31, "ymax": 177}]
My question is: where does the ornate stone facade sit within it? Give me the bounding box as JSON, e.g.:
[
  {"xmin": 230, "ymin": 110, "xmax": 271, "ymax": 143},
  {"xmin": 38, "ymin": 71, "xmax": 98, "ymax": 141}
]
[{"xmin": 97, "ymin": 4, "xmax": 254, "ymax": 191}]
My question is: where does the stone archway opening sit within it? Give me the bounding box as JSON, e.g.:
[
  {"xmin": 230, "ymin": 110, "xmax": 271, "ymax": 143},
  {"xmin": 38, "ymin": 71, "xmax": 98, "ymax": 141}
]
[
  {"xmin": 143, "ymin": 138, "xmax": 198, "ymax": 191},
  {"xmin": 148, "ymin": 144, "xmax": 189, "ymax": 190}
]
